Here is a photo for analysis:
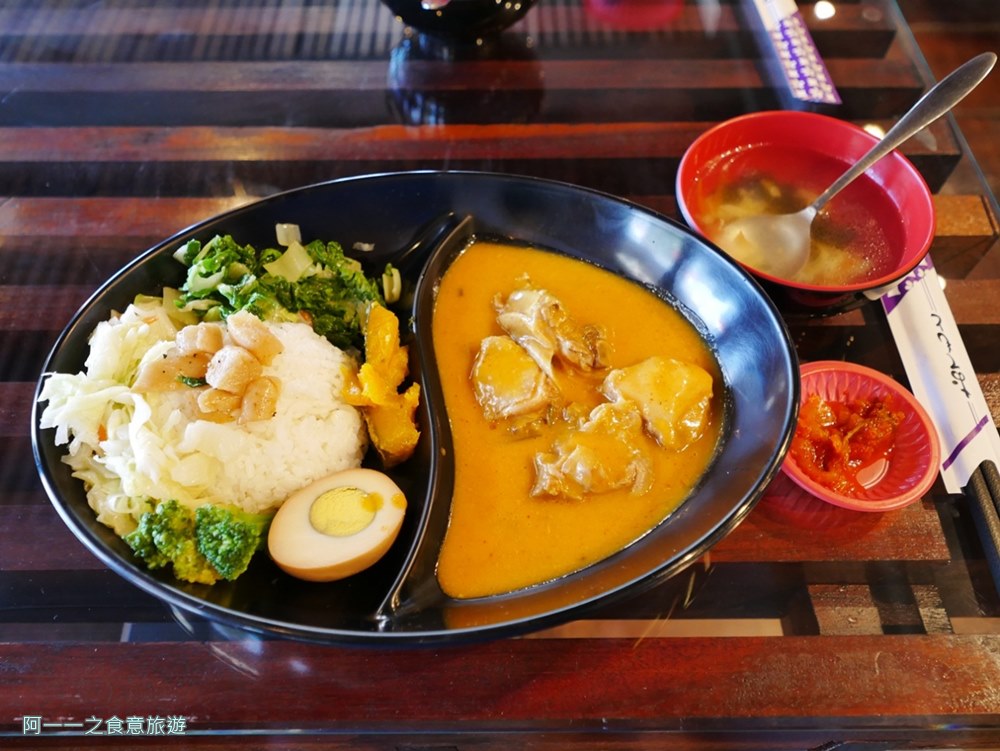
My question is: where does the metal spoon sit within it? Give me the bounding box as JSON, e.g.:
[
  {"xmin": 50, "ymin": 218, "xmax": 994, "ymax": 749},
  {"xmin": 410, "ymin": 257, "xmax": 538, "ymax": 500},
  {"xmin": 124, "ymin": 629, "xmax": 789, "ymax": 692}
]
[{"xmin": 720, "ymin": 51, "xmax": 997, "ymax": 280}]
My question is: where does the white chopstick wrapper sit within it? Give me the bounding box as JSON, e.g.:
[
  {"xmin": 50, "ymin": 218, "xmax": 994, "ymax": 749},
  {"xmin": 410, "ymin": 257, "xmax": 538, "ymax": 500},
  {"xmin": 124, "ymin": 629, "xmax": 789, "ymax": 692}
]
[
  {"xmin": 748, "ymin": 0, "xmax": 841, "ymax": 104},
  {"xmin": 878, "ymin": 256, "xmax": 1000, "ymax": 492}
]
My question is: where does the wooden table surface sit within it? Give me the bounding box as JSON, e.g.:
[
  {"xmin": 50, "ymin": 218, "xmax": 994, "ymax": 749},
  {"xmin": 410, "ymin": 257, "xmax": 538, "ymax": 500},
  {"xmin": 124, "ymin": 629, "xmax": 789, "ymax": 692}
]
[{"xmin": 2, "ymin": 0, "xmax": 1000, "ymax": 748}]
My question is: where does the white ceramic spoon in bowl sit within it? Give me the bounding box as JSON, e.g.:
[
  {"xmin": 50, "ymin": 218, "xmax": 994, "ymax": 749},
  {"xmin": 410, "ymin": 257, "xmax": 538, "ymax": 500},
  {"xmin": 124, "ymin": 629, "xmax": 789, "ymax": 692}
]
[{"xmin": 721, "ymin": 51, "xmax": 997, "ymax": 281}]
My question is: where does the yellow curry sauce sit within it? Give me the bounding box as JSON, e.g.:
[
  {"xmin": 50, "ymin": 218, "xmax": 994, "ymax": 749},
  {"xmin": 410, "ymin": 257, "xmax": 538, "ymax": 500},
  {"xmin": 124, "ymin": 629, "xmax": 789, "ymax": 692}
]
[{"xmin": 432, "ymin": 241, "xmax": 723, "ymax": 599}]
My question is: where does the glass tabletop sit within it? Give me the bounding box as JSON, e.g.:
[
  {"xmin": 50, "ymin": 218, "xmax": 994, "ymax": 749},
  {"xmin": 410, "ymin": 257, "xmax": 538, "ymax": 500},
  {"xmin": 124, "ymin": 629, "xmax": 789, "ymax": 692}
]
[{"xmin": 2, "ymin": 0, "xmax": 999, "ymax": 744}]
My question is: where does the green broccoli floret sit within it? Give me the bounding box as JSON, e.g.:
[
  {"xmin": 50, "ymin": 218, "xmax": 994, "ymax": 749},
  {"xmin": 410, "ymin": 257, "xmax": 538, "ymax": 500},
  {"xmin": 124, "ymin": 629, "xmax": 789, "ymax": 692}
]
[
  {"xmin": 146, "ymin": 500, "xmax": 195, "ymax": 557},
  {"xmin": 122, "ymin": 508, "xmax": 170, "ymax": 570},
  {"xmin": 170, "ymin": 544, "xmax": 222, "ymax": 586},
  {"xmin": 124, "ymin": 500, "xmax": 273, "ymax": 584},
  {"xmin": 123, "ymin": 500, "xmax": 220, "ymax": 585},
  {"xmin": 195, "ymin": 504, "xmax": 274, "ymax": 581}
]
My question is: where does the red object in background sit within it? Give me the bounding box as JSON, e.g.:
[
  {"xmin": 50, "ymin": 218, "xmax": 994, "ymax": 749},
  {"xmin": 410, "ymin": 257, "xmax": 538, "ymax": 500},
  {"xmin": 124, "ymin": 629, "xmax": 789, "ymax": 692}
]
[{"xmin": 583, "ymin": 0, "xmax": 682, "ymax": 30}]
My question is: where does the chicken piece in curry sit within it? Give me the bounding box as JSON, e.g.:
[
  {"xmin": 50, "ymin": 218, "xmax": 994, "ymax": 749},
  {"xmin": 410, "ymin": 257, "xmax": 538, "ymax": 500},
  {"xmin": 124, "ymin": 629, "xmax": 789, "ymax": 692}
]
[
  {"xmin": 471, "ymin": 335, "xmax": 559, "ymax": 422},
  {"xmin": 532, "ymin": 401, "xmax": 653, "ymax": 499},
  {"xmin": 494, "ymin": 285, "xmax": 608, "ymax": 379},
  {"xmin": 471, "ymin": 281, "xmax": 713, "ymax": 501},
  {"xmin": 601, "ymin": 355, "xmax": 714, "ymax": 452}
]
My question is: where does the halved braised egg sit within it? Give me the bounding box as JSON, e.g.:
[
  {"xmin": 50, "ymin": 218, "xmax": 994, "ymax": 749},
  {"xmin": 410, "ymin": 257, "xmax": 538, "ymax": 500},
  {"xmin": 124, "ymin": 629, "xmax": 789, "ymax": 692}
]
[{"xmin": 267, "ymin": 468, "xmax": 407, "ymax": 582}]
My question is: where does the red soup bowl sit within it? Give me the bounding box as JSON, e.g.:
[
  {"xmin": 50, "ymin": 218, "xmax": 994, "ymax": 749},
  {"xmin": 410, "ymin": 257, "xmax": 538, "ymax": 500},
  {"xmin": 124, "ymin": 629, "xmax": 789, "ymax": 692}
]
[{"xmin": 676, "ymin": 111, "xmax": 935, "ymax": 317}]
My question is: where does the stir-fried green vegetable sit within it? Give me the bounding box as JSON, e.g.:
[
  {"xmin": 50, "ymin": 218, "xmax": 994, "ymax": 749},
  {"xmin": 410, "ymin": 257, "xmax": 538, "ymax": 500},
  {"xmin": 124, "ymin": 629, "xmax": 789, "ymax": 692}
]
[
  {"xmin": 124, "ymin": 499, "xmax": 274, "ymax": 585},
  {"xmin": 173, "ymin": 229, "xmax": 397, "ymax": 350}
]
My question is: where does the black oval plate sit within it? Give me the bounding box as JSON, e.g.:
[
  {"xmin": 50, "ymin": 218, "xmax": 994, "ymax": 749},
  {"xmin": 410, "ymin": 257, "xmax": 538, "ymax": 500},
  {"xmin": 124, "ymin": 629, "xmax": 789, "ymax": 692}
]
[{"xmin": 31, "ymin": 171, "xmax": 799, "ymax": 645}]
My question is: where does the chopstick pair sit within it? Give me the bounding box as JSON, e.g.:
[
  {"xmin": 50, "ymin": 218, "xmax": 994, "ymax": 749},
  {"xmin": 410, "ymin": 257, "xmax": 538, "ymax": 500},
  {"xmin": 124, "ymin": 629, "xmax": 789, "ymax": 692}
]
[
  {"xmin": 876, "ymin": 257, "xmax": 1000, "ymax": 596},
  {"xmin": 964, "ymin": 459, "xmax": 1000, "ymax": 595}
]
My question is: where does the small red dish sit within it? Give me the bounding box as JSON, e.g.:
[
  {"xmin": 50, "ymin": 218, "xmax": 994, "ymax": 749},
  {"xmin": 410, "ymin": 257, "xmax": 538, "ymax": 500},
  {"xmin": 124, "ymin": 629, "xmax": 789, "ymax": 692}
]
[{"xmin": 781, "ymin": 361, "xmax": 940, "ymax": 512}]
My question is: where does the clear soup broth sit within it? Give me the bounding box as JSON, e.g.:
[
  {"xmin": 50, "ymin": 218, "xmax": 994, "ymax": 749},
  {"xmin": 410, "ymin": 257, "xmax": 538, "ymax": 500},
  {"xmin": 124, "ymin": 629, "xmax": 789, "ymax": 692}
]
[{"xmin": 695, "ymin": 145, "xmax": 906, "ymax": 286}]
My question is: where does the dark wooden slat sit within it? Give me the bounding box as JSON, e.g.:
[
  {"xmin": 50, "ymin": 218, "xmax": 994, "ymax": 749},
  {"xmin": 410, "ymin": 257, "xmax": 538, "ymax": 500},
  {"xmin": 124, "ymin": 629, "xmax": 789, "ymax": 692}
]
[
  {"xmin": 7, "ymin": 192, "xmax": 986, "ymax": 244},
  {"xmin": 933, "ymin": 195, "xmax": 1000, "ymax": 278},
  {"xmin": 0, "ymin": 120, "xmax": 960, "ymax": 163},
  {"xmin": 0, "ymin": 123, "xmax": 704, "ymax": 160},
  {"xmin": 0, "ymin": 196, "xmax": 248, "ymax": 239},
  {"xmin": 0, "ymin": 57, "xmax": 927, "ymax": 97},
  {"xmin": 0, "ymin": 331, "xmax": 60, "ymax": 382},
  {"xmin": 0, "ymin": 478, "xmax": 948, "ymax": 570},
  {"xmin": 0, "ymin": 157, "xmax": 686, "ymax": 199},
  {"xmin": 0, "ymin": 570, "xmax": 170, "ymax": 624},
  {"xmin": 0, "ymin": 491, "xmax": 47, "ymax": 507},
  {"xmin": 1, "ymin": 383, "xmax": 41, "ymax": 436},
  {"xmin": 3, "ymin": 636, "xmax": 1000, "ymax": 726},
  {"xmin": 0, "ymin": 286, "xmax": 106, "ymax": 332},
  {"xmin": 714, "ymin": 484, "xmax": 950, "ymax": 563},
  {"xmin": 909, "ymin": 21, "xmax": 1000, "ymax": 199},
  {"xmin": 0, "ymin": 59, "xmax": 766, "ymax": 92},
  {"xmin": 0, "ymin": 559, "xmax": 798, "ymax": 627},
  {"xmin": 2, "ymin": 732, "xmax": 999, "ymax": 751},
  {"xmin": 0, "ymin": 119, "xmax": 964, "ymax": 196},
  {"xmin": 0, "ymin": 243, "xmax": 141, "ymax": 288},
  {"xmin": 0, "ymin": 63, "xmax": 772, "ymax": 127},
  {"xmin": 0, "ymin": 3, "xmax": 884, "ymax": 41},
  {"xmin": 0, "ymin": 3, "xmax": 895, "ymax": 62},
  {"xmin": 0, "ymin": 5, "xmax": 371, "ymax": 37},
  {"xmin": 0, "ymin": 437, "xmax": 41, "ymax": 493},
  {"xmin": 0, "ymin": 152, "xmax": 964, "ymax": 200},
  {"xmin": 0, "ymin": 194, "xmax": 989, "ymax": 279},
  {"xmin": 0, "ymin": 506, "xmax": 106, "ymax": 571}
]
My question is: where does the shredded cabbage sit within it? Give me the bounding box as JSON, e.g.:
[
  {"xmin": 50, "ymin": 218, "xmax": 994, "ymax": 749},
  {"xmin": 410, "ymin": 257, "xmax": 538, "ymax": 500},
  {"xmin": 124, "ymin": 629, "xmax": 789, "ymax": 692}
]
[{"xmin": 38, "ymin": 298, "xmax": 182, "ymax": 535}]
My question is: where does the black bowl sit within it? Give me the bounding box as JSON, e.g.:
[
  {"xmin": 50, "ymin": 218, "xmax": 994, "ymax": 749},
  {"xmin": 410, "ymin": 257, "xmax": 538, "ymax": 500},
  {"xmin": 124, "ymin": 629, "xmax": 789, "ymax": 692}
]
[
  {"xmin": 32, "ymin": 171, "xmax": 799, "ymax": 645},
  {"xmin": 381, "ymin": 0, "xmax": 536, "ymax": 41},
  {"xmin": 387, "ymin": 32, "xmax": 543, "ymax": 126}
]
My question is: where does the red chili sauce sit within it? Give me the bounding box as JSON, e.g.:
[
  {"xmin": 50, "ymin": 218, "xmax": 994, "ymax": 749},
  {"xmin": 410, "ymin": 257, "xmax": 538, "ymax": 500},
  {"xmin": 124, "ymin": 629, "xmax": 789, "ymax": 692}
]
[{"xmin": 790, "ymin": 393, "xmax": 905, "ymax": 495}]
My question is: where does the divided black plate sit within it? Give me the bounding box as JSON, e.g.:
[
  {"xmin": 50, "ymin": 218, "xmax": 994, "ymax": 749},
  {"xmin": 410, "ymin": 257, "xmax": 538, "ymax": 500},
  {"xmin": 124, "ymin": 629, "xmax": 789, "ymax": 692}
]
[{"xmin": 31, "ymin": 171, "xmax": 799, "ymax": 645}]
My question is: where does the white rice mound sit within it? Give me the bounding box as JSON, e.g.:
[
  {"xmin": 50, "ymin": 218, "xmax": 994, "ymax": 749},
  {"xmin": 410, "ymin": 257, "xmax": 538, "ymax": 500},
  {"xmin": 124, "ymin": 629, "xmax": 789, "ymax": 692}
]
[
  {"xmin": 171, "ymin": 321, "xmax": 367, "ymax": 513},
  {"xmin": 41, "ymin": 309, "xmax": 368, "ymax": 530}
]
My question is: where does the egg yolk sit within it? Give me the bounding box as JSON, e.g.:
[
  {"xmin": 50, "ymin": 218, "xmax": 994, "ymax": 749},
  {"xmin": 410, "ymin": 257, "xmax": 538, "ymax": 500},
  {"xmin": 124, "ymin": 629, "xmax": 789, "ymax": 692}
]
[{"xmin": 309, "ymin": 487, "xmax": 380, "ymax": 536}]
